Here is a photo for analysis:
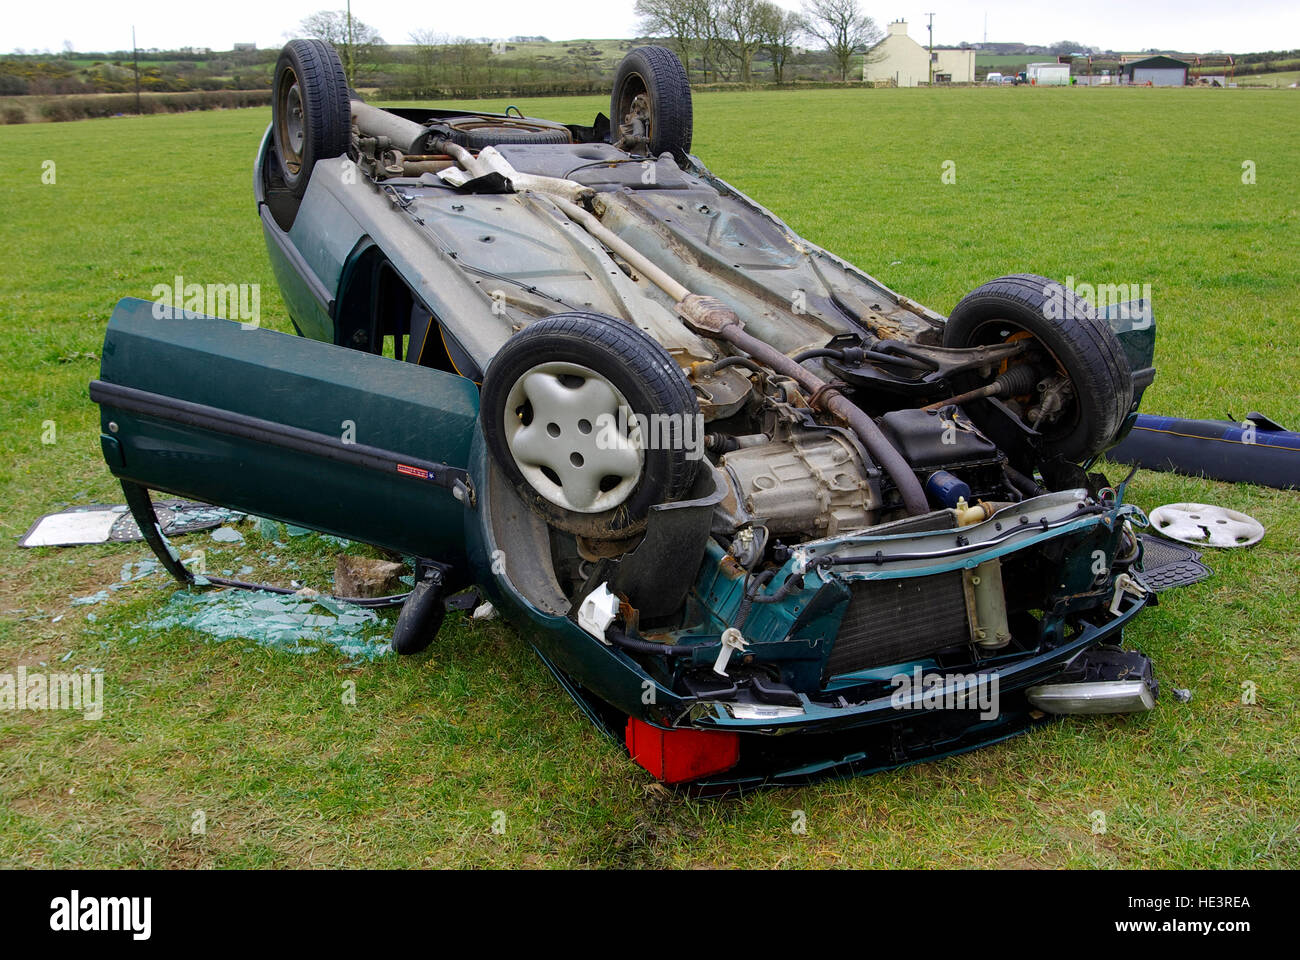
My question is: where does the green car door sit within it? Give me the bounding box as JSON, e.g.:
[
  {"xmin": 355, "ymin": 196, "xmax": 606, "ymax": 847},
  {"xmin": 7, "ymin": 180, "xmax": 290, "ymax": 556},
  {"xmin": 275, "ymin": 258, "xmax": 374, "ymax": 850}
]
[{"xmin": 91, "ymin": 297, "xmax": 480, "ymax": 560}]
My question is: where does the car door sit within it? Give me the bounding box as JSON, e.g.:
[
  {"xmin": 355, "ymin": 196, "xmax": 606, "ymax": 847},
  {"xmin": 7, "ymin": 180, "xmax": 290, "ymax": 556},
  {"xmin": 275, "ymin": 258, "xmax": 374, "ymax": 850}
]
[{"xmin": 91, "ymin": 296, "xmax": 480, "ymax": 560}]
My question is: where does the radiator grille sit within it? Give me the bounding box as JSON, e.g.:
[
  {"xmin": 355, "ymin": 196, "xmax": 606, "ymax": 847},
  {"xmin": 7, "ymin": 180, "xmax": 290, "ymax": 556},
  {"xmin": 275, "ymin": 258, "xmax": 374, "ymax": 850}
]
[{"xmin": 825, "ymin": 572, "xmax": 970, "ymax": 678}]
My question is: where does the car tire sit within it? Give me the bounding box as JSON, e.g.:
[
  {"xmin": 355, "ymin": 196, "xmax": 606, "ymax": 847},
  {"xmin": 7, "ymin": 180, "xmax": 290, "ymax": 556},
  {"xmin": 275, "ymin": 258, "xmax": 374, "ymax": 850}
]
[
  {"xmin": 611, "ymin": 46, "xmax": 693, "ymax": 163},
  {"xmin": 272, "ymin": 39, "xmax": 351, "ymax": 200},
  {"xmin": 944, "ymin": 274, "xmax": 1134, "ymax": 463},
  {"xmin": 480, "ymin": 313, "xmax": 701, "ymax": 539},
  {"xmin": 443, "ymin": 118, "xmax": 573, "ymax": 150}
]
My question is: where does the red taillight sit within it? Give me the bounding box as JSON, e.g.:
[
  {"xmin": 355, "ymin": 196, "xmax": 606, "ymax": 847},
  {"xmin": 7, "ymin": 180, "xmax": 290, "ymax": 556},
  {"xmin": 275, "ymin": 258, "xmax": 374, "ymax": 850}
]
[{"xmin": 625, "ymin": 717, "xmax": 740, "ymax": 784}]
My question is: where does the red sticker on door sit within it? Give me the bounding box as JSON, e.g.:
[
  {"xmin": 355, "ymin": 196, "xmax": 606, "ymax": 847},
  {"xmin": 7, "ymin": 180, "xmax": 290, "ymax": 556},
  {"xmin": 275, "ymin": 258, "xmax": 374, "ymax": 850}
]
[{"xmin": 396, "ymin": 463, "xmax": 434, "ymax": 481}]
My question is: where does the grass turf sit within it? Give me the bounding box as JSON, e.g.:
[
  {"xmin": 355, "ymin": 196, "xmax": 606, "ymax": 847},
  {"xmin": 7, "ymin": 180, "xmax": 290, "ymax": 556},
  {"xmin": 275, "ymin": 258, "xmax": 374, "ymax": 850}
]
[{"xmin": 0, "ymin": 86, "xmax": 1297, "ymax": 867}]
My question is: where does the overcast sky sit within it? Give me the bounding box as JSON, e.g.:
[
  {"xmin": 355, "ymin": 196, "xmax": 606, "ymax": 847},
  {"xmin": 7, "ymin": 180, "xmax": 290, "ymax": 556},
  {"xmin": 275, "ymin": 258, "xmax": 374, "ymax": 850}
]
[{"xmin": 8, "ymin": 1, "xmax": 1297, "ymax": 55}]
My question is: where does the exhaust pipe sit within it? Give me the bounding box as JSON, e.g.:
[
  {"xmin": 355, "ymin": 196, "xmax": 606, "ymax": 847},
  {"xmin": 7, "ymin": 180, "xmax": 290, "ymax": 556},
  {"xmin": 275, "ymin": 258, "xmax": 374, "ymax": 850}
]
[{"xmin": 350, "ymin": 99, "xmax": 429, "ymax": 153}]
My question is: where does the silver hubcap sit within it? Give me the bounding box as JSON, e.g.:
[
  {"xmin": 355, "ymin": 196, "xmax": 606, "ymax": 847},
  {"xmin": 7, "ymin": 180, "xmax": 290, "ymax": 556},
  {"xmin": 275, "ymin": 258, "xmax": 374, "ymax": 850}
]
[
  {"xmin": 1149, "ymin": 502, "xmax": 1265, "ymax": 548},
  {"xmin": 503, "ymin": 362, "xmax": 644, "ymax": 513},
  {"xmin": 285, "ymin": 81, "xmax": 305, "ymax": 159}
]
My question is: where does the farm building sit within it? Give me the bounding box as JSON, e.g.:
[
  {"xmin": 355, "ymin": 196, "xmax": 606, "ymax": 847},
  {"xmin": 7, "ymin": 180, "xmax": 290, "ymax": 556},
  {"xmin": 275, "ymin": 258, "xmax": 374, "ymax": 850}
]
[
  {"xmin": 1027, "ymin": 62, "xmax": 1071, "ymax": 85},
  {"xmin": 1122, "ymin": 55, "xmax": 1189, "ymax": 86},
  {"xmin": 863, "ymin": 20, "xmax": 975, "ymax": 86}
]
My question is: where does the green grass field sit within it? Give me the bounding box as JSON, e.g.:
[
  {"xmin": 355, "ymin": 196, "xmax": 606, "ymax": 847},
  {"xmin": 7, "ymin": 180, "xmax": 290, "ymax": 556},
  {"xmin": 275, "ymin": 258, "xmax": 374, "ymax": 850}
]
[
  {"xmin": 1, "ymin": 87, "xmax": 1297, "ymax": 868},
  {"xmin": 1238, "ymin": 69, "xmax": 1300, "ymax": 87}
]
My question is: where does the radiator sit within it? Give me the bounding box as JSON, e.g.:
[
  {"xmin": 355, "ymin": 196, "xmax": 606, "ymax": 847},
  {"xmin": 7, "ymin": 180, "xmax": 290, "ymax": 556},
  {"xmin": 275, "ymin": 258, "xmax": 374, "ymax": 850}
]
[{"xmin": 825, "ymin": 572, "xmax": 971, "ymax": 678}]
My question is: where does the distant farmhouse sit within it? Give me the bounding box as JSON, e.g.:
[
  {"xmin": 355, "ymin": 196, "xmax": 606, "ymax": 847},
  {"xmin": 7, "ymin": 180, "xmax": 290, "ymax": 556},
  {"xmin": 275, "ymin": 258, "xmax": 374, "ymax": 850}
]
[{"xmin": 863, "ymin": 20, "xmax": 976, "ymax": 86}]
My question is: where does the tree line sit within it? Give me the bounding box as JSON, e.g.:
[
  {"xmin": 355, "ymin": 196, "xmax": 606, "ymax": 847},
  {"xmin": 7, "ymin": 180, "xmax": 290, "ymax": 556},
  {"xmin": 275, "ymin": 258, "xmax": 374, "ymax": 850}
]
[
  {"xmin": 634, "ymin": 0, "xmax": 882, "ymax": 83},
  {"xmin": 0, "ymin": 3, "xmax": 889, "ymax": 102},
  {"xmin": 306, "ymin": 2, "xmax": 884, "ymax": 89}
]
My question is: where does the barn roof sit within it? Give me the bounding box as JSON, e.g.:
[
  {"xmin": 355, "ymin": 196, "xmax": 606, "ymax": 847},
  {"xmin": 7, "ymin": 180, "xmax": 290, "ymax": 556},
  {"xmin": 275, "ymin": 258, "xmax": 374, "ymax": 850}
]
[{"xmin": 1124, "ymin": 55, "xmax": 1190, "ymax": 71}]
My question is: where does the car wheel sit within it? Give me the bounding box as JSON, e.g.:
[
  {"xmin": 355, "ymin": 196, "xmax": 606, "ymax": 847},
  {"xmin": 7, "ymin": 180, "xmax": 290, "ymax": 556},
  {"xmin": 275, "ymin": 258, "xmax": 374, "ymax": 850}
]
[
  {"xmin": 611, "ymin": 46, "xmax": 693, "ymax": 163},
  {"xmin": 944, "ymin": 274, "xmax": 1134, "ymax": 463},
  {"xmin": 272, "ymin": 39, "xmax": 350, "ymax": 200},
  {"xmin": 480, "ymin": 313, "xmax": 701, "ymax": 539}
]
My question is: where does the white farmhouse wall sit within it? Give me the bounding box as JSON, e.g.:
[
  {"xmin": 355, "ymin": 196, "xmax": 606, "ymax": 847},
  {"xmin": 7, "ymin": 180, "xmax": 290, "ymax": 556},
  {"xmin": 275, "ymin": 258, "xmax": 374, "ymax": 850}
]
[{"xmin": 863, "ymin": 21, "xmax": 974, "ymax": 86}]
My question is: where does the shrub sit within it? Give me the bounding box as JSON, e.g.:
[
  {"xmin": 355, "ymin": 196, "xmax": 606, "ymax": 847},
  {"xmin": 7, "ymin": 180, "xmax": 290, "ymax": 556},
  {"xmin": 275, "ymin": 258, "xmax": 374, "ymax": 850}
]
[
  {"xmin": 21, "ymin": 89, "xmax": 272, "ymax": 123},
  {"xmin": 39, "ymin": 100, "xmax": 76, "ymax": 121}
]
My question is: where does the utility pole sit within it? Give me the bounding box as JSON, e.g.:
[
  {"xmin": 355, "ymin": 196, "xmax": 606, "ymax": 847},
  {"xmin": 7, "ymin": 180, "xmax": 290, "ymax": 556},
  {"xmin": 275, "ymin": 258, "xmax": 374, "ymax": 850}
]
[
  {"xmin": 132, "ymin": 26, "xmax": 141, "ymax": 115},
  {"xmin": 345, "ymin": 0, "xmax": 355, "ymax": 85},
  {"xmin": 926, "ymin": 13, "xmax": 935, "ymax": 84}
]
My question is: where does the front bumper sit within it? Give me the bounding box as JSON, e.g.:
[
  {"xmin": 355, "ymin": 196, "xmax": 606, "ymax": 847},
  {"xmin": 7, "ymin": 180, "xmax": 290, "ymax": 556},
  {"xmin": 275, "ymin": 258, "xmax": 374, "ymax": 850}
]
[
  {"xmin": 541, "ymin": 590, "xmax": 1149, "ymax": 792},
  {"xmin": 685, "ymin": 589, "xmax": 1149, "ymax": 735},
  {"xmin": 468, "ymin": 431, "xmax": 1154, "ymax": 787}
]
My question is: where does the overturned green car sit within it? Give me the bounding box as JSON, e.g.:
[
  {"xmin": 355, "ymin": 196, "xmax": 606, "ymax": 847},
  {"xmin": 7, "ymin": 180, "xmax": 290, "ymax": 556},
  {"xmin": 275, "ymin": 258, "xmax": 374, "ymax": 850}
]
[{"xmin": 91, "ymin": 40, "xmax": 1160, "ymax": 790}]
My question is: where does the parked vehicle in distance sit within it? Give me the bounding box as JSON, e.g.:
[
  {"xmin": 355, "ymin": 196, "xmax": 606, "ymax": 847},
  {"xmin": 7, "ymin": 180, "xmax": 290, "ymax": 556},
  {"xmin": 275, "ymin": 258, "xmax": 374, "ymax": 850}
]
[{"xmin": 91, "ymin": 40, "xmax": 1160, "ymax": 791}]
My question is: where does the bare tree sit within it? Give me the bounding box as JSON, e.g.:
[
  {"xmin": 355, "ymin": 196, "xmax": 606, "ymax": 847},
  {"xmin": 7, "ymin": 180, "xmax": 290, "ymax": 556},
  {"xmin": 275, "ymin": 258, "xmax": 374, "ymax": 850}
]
[
  {"xmin": 408, "ymin": 28, "xmax": 448, "ymax": 91},
  {"xmin": 635, "ymin": 0, "xmax": 701, "ymax": 79},
  {"xmin": 299, "ymin": 9, "xmax": 384, "ymax": 84},
  {"xmin": 714, "ymin": 0, "xmax": 766, "ymax": 82},
  {"xmin": 694, "ymin": 0, "xmax": 727, "ymax": 81},
  {"xmin": 801, "ymin": 0, "xmax": 880, "ymax": 81},
  {"xmin": 756, "ymin": 1, "xmax": 804, "ymax": 82},
  {"xmin": 446, "ymin": 38, "xmax": 489, "ymax": 87}
]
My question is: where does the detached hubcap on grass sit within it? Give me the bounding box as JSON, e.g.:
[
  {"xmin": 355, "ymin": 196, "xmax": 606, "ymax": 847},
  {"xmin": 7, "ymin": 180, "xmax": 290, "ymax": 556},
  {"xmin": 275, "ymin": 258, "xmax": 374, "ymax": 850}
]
[{"xmin": 503, "ymin": 362, "xmax": 644, "ymax": 513}]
